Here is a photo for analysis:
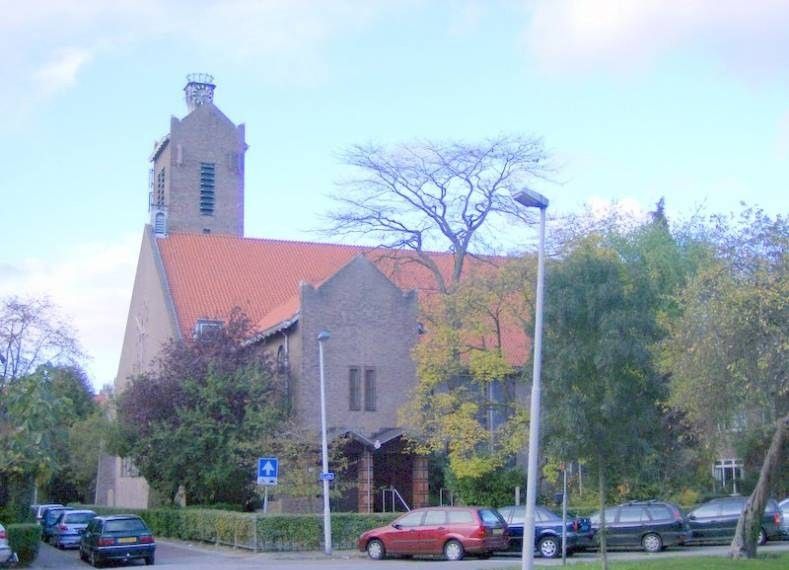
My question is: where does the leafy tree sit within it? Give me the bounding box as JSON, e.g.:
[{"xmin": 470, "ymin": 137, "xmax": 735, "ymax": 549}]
[
  {"xmin": 0, "ymin": 364, "xmax": 94, "ymax": 516},
  {"xmin": 542, "ymin": 234, "xmax": 667, "ymax": 570},
  {"xmin": 661, "ymin": 208, "xmax": 787, "ymax": 558},
  {"xmin": 267, "ymin": 427, "xmax": 351, "ymax": 511},
  {"xmin": 400, "ymin": 260, "xmax": 532, "ymax": 483},
  {"xmin": 114, "ymin": 309, "xmax": 286, "ymax": 508}
]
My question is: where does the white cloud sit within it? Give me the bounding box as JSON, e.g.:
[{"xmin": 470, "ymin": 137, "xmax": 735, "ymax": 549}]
[
  {"xmin": 586, "ymin": 196, "xmax": 648, "ymax": 225},
  {"xmin": 34, "ymin": 47, "xmax": 93, "ymax": 95},
  {"xmin": 0, "ymin": 234, "xmax": 139, "ymax": 389},
  {"xmin": 525, "ymin": 0, "xmax": 789, "ymax": 78}
]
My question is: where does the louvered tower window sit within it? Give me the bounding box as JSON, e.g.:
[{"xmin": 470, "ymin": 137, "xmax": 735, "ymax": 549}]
[
  {"xmin": 155, "ymin": 167, "xmax": 165, "ymax": 206},
  {"xmin": 200, "ymin": 162, "xmax": 215, "ymax": 215}
]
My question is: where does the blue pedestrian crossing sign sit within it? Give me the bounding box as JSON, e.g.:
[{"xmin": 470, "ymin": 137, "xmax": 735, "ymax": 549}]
[{"xmin": 257, "ymin": 457, "xmax": 278, "ymax": 486}]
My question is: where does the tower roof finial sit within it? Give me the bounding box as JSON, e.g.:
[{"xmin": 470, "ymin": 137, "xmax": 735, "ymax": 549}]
[{"xmin": 184, "ymin": 73, "xmax": 215, "ymax": 112}]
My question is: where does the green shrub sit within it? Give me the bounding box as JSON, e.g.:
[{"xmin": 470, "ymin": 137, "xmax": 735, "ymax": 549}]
[
  {"xmin": 445, "ymin": 467, "xmax": 525, "ymax": 507},
  {"xmin": 256, "ymin": 513, "xmax": 397, "ymax": 551},
  {"xmin": 7, "ymin": 523, "xmax": 41, "ymax": 567},
  {"xmin": 72, "ymin": 504, "xmax": 397, "ymax": 551}
]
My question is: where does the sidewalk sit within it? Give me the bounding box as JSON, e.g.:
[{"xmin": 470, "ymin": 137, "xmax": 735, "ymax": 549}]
[{"xmin": 158, "ymin": 537, "xmax": 364, "ymax": 561}]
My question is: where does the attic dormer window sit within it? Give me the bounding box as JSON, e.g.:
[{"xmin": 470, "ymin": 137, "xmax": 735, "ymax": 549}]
[{"xmin": 194, "ymin": 319, "xmax": 222, "ymax": 338}]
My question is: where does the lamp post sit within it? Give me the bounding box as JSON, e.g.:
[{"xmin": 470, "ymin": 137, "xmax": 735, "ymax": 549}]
[
  {"xmin": 317, "ymin": 330, "xmax": 332, "ymax": 555},
  {"xmin": 512, "ymin": 188, "xmax": 549, "ymax": 570}
]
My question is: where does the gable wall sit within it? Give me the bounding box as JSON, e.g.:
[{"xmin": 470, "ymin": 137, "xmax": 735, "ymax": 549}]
[
  {"xmin": 106, "ymin": 227, "xmax": 180, "ymax": 508},
  {"xmin": 297, "ymin": 257, "xmax": 419, "ymax": 438}
]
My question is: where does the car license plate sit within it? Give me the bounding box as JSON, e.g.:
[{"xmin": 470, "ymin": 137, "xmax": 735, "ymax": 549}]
[
  {"xmin": 118, "ymin": 537, "xmax": 137, "ymax": 544},
  {"xmin": 493, "ymin": 528, "xmax": 503, "ymax": 536}
]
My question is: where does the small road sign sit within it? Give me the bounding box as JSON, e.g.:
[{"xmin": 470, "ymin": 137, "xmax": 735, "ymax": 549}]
[
  {"xmin": 257, "ymin": 457, "xmax": 279, "ymax": 486},
  {"xmin": 319, "ymin": 471, "xmax": 335, "ymax": 482}
]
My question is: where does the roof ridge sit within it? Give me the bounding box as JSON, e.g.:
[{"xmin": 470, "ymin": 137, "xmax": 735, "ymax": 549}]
[{"xmin": 161, "ymin": 231, "xmax": 490, "ymax": 258}]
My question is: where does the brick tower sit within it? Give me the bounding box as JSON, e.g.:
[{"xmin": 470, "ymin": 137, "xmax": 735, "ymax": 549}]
[{"xmin": 148, "ymin": 74, "xmax": 247, "ymax": 237}]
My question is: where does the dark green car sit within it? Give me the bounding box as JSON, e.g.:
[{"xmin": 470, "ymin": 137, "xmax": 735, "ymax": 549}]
[
  {"xmin": 79, "ymin": 515, "xmax": 156, "ymax": 567},
  {"xmin": 686, "ymin": 497, "xmax": 782, "ymax": 545},
  {"xmin": 590, "ymin": 501, "xmax": 690, "ymax": 552}
]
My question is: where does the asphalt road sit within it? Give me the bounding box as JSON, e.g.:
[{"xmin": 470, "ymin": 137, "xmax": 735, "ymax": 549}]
[{"xmin": 31, "ymin": 540, "xmax": 789, "ymax": 570}]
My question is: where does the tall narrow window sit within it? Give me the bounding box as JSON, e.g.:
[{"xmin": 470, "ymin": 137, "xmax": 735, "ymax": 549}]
[
  {"xmin": 154, "ymin": 212, "xmax": 166, "ymax": 235},
  {"xmin": 156, "ymin": 167, "xmax": 166, "ymax": 207},
  {"xmin": 364, "ymin": 368, "xmax": 377, "ymax": 411},
  {"xmin": 349, "ymin": 367, "xmax": 361, "ymax": 411},
  {"xmin": 200, "ymin": 162, "xmax": 215, "ymax": 215}
]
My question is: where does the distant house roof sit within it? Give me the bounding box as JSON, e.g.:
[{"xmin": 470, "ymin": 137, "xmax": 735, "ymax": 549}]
[{"xmin": 155, "ymin": 232, "xmax": 528, "ymax": 365}]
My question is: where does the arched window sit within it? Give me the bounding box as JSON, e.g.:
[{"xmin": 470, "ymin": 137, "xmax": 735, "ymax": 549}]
[{"xmin": 154, "ymin": 212, "xmax": 166, "ymax": 235}]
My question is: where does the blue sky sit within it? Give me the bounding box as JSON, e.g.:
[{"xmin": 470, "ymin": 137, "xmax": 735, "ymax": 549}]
[{"xmin": 1, "ymin": 0, "xmax": 787, "ymax": 389}]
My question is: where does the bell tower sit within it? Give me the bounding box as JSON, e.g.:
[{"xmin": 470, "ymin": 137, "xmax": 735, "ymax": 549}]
[{"xmin": 149, "ymin": 74, "xmax": 247, "ymax": 237}]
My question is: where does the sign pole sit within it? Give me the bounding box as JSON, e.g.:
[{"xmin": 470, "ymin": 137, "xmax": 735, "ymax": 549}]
[
  {"xmin": 318, "ymin": 331, "xmax": 332, "ymax": 556},
  {"xmin": 263, "ymin": 486, "xmax": 269, "ymax": 514}
]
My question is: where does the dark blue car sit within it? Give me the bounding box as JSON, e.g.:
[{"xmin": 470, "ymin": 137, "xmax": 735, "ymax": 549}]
[{"xmin": 497, "ymin": 505, "xmax": 594, "ymax": 558}]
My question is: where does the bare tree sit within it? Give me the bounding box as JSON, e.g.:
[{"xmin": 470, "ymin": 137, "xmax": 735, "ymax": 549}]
[
  {"xmin": 326, "ymin": 135, "xmax": 551, "ymax": 293},
  {"xmin": 0, "ymin": 296, "xmax": 84, "ymax": 383}
]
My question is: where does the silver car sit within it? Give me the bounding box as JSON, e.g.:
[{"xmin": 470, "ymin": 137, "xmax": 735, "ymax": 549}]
[
  {"xmin": 50, "ymin": 510, "xmax": 97, "ymax": 549},
  {"xmin": 0, "ymin": 523, "xmax": 14, "ymax": 565}
]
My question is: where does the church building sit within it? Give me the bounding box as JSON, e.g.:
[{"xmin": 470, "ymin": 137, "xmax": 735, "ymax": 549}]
[{"xmin": 97, "ymin": 76, "xmax": 526, "ymax": 512}]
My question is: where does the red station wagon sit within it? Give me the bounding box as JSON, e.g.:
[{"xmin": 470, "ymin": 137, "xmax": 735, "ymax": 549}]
[{"xmin": 358, "ymin": 506, "xmax": 509, "ymax": 561}]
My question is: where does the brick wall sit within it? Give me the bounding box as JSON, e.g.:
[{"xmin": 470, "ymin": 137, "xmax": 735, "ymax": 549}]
[
  {"xmin": 155, "ymin": 104, "xmax": 246, "ymax": 236},
  {"xmin": 297, "ymin": 256, "xmax": 419, "ymax": 438}
]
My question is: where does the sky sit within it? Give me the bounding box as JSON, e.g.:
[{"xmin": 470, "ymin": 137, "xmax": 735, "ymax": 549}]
[{"xmin": 1, "ymin": 0, "xmax": 787, "ymax": 390}]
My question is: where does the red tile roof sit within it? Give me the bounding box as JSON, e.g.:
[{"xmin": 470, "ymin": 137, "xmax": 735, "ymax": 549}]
[{"xmin": 156, "ymin": 232, "xmax": 529, "ymax": 366}]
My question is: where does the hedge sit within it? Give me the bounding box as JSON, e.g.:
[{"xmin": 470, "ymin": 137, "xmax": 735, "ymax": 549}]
[
  {"xmin": 71, "ymin": 505, "xmax": 397, "ymax": 551},
  {"xmin": 7, "ymin": 523, "xmax": 41, "ymax": 567}
]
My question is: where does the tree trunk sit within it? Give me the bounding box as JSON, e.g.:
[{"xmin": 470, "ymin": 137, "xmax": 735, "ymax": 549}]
[
  {"xmin": 729, "ymin": 413, "xmax": 789, "ymax": 559},
  {"xmin": 598, "ymin": 461, "xmax": 608, "ymax": 570}
]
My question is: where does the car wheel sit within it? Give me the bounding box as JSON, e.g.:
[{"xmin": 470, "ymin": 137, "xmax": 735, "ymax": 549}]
[
  {"xmin": 538, "ymin": 536, "xmax": 560, "ymax": 558},
  {"xmin": 444, "ymin": 539, "xmax": 465, "ymax": 561},
  {"xmin": 642, "ymin": 532, "xmax": 663, "ymax": 553},
  {"xmin": 366, "ymin": 539, "xmax": 385, "ymax": 560},
  {"xmin": 757, "ymin": 528, "xmax": 767, "ymax": 546},
  {"xmin": 145, "ymin": 554, "xmax": 155, "ymax": 565}
]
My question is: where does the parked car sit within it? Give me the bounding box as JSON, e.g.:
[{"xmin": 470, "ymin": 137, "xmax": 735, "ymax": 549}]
[
  {"xmin": 686, "ymin": 496, "xmax": 782, "ymax": 545},
  {"xmin": 779, "ymin": 498, "xmax": 789, "ymax": 539},
  {"xmin": 357, "ymin": 506, "xmax": 509, "ymax": 561},
  {"xmin": 589, "ymin": 500, "xmax": 690, "ymax": 552},
  {"xmin": 41, "ymin": 507, "xmax": 74, "ymax": 542},
  {"xmin": 497, "ymin": 505, "xmax": 594, "ymax": 558},
  {"xmin": 80, "ymin": 515, "xmax": 156, "ymax": 567},
  {"xmin": 30, "ymin": 503, "xmax": 63, "ymax": 525},
  {"xmin": 0, "ymin": 523, "xmax": 14, "ymax": 565},
  {"xmin": 49, "ymin": 509, "xmax": 96, "ymax": 549}
]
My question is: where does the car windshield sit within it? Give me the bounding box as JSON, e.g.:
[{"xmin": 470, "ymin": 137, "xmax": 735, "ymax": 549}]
[
  {"xmin": 65, "ymin": 512, "xmax": 95, "ymax": 524},
  {"xmin": 105, "ymin": 518, "xmax": 147, "ymax": 533}
]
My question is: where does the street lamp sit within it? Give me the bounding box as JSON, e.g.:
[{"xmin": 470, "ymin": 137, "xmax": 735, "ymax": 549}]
[
  {"xmin": 512, "ymin": 188, "xmax": 549, "ymax": 570},
  {"xmin": 317, "ymin": 330, "xmax": 332, "ymax": 555}
]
